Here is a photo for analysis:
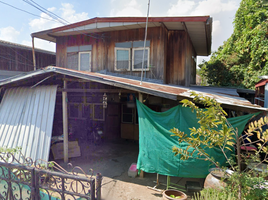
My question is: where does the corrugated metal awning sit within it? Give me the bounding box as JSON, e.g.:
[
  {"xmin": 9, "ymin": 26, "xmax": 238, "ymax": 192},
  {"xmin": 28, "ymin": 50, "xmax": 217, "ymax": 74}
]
[
  {"xmin": 0, "ymin": 86, "xmax": 57, "ymax": 163},
  {"xmin": 0, "ymin": 66, "xmax": 266, "ymax": 113}
]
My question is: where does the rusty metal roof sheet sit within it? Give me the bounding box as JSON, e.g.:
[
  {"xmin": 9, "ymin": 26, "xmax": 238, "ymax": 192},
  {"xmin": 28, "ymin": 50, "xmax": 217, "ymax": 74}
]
[{"xmin": 0, "ymin": 66, "xmax": 266, "ymax": 112}]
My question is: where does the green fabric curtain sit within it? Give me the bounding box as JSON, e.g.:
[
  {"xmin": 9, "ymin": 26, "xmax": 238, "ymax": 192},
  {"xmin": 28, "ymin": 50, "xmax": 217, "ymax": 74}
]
[{"xmin": 136, "ymin": 100, "xmax": 258, "ymax": 178}]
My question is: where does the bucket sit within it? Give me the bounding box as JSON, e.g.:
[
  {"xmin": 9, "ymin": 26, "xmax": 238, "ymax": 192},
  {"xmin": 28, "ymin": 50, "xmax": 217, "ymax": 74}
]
[{"xmin": 162, "ymin": 189, "xmax": 187, "ymax": 200}]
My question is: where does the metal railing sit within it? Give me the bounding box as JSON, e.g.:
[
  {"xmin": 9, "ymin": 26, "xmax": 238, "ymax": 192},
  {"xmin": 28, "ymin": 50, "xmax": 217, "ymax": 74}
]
[{"xmin": 0, "ymin": 151, "xmax": 101, "ymax": 199}]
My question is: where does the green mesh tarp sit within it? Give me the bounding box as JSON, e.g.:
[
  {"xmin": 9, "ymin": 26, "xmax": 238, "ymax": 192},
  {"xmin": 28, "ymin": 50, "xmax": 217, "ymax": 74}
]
[{"xmin": 136, "ymin": 100, "xmax": 258, "ymax": 178}]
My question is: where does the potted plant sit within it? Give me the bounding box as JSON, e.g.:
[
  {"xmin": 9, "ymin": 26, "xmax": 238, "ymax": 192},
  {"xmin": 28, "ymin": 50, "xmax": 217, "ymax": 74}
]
[{"xmin": 162, "ymin": 189, "xmax": 187, "ymax": 200}]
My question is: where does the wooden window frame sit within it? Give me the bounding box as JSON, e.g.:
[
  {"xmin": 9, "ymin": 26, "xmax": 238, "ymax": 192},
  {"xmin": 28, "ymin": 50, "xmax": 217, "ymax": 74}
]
[
  {"xmin": 93, "ymin": 103, "xmax": 105, "ymax": 121},
  {"xmin": 78, "ymin": 51, "xmax": 91, "ymax": 72},
  {"xmin": 132, "ymin": 47, "xmax": 150, "ymax": 71},
  {"xmin": 114, "ymin": 47, "xmax": 131, "ymax": 71},
  {"xmin": 121, "ymin": 104, "xmax": 134, "ymax": 124},
  {"xmin": 68, "ymin": 103, "xmax": 105, "ymax": 121}
]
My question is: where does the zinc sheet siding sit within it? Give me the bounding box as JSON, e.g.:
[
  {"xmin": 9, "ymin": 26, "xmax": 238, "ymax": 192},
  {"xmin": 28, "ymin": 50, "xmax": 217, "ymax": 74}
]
[{"xmin": 0, "ymin": 86, "xmax": 57, "ymax": 162}]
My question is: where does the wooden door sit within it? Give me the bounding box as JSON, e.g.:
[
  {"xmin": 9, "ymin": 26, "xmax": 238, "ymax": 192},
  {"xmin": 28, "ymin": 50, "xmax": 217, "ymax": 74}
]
[{"xmin": 105, "ymin": 103, "xmax": 121, "ymax": 140}]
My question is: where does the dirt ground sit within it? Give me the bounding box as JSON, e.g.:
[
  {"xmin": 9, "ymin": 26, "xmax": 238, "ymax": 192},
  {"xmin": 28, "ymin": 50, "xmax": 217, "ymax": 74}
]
[{"xmin": 57, "ymin": 140, "xmax": 204, "ymax": 200}]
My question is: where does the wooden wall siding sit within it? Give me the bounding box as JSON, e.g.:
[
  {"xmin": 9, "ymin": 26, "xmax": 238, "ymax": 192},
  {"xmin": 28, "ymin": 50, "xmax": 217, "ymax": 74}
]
[
  {"xmin": 56, "ymin": 27, "xmax": 195, "ymax": 85},
  {"xmin": 0, "ymin": 45, "xmax": 55, "ymax": 72},
  {"xmin": 185, "ymin": 33, "xmax": 196, "ymax": 86},
  {"xmin": 166, "ymin": 31, "xmax": 186, "ymax": 85},
  {"xmin": 56, "ymin": 27, "xmax": 167, "ymax": 80},
  {"xmin": 56, "ymin": 37, "xmax": 67, "ymax": 67}
]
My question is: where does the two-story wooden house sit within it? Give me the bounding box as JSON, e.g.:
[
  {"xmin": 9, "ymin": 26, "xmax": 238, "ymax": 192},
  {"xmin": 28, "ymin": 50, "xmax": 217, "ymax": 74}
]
[
  {"xmin": 1, "ymin": 16, "xmax": 264, "ymax": 163},
  {"xmin": 32, "ymin": 16, "xmax": 212, "ymax": 86},
  {"xmin": 30, "ymin": 16, "xmax": 212, "ymax": 141}
]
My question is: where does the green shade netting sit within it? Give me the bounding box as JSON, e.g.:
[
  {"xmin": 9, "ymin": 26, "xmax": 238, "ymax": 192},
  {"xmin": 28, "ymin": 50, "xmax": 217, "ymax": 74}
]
[{"xmin": 136, "ymin": 100, "xmax": 258, "ymax": 178}]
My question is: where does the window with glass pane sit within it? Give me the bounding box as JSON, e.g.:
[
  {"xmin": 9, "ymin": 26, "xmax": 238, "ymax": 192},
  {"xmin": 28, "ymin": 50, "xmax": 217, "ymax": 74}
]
[
  {"xmin": 115, "ymin": 48, "xmax": 130, "ymax": 71},
  {"xmin": 94, "ymin": 104, "xmax": 105, "ymax": 121},
  {"xmin": 132, "ymin": 48, "xmax": 149, "ymax": 71},
  {"xmin": 79, "ymin": 52, "xmax": 91, "ymax": 71},
  {"xmin": 82, "ymin": 104, "xmax": 93, "ymax": 119},
  {"xmin": 67, "ymin": 52, "xmax": 78, "ymax": 70},
  {"xmin": 69, "ymin": 104, "xmax": 80, "ymax": 118},
  {"xmin": 122, "ymin": 104, "xmax": 133, "ymax": 123}
]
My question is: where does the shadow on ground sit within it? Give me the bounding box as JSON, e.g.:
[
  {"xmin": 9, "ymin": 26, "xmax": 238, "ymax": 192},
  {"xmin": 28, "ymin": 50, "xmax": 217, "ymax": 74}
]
[{"xmin": 55, "ymin": 140, "xmax": 204, "ymax": 200}]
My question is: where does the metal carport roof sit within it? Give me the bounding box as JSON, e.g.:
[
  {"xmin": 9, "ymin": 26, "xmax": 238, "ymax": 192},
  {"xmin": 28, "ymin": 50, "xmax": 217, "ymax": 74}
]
[{"xmin": 0, "ymin": 66, "xmax": 266, "ymax": 113}]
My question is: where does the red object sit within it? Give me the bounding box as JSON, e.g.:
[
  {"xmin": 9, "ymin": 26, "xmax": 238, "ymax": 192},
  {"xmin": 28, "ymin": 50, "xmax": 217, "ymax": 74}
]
[{"xmin": 241, "ymin": 146, "xmax": 257, "ymax": 151}]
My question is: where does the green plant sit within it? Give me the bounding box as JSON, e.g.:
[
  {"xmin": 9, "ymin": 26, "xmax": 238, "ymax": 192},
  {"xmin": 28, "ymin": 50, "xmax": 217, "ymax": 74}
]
[
  {"xmin": 171, "ymin": 92, "xmax": 268, "ymax": 200},
  {"xmin": 199, "ymin": 0, "xmax": 268, "ymax": 89},
  {"xmin": 193, "ymin": 188, "xmax": 236, "ymax": 200}
]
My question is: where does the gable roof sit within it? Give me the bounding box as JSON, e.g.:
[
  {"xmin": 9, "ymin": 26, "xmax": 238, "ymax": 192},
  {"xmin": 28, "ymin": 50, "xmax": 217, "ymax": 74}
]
[
  {"xmin": 31, "ymin": 16, "xmax": 212, "ymax": 56},
  {"xmin": 0, "ymin": 66, "xmax": 265, "ymax": 113}
]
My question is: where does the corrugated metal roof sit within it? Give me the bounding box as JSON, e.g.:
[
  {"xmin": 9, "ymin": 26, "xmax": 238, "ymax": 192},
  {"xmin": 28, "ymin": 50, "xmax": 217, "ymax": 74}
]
[
  {"xmin": 0, "ymin": 66, "xmax": 266, "ymax": 112},
  {"xmin": 0, "ymin": 70, "xmax": 25, "ymax": 81},
  {"xmin": 31, "ymin": 16, "xmax": 212, "ymax": 56},
  {"xmin": 0, "ymin": 39, "xmax": 55, "ymax": 55},
  {"xmin": 0, "ymin": 86, "xmax": 57, "ymax": 163}
]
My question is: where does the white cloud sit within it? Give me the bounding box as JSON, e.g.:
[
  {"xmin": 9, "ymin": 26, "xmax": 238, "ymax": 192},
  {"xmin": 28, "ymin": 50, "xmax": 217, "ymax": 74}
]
[
  {"xmin": 22, "ymin": 38, "xmax": 55, "ymax": 52},
  {"xmin": 110, "ymin": 0, "xmax": 143, "ymax": 16},
  {"xmin": 27, "ymin": 3, "xmax": 88, "ymax": 52},
  {"xmin": 0, "ymin": 27, "xmax": 20, "ymax": 43},
  {"xmin": 212, "ymin": 20, "xmax": 221, "ymax": 36},
  {"xmin": 167, "ymin": 0, "xmax": 196, "ymax": 16},
  {"xmin": 60, "ymin": 3, "xmax": 88, "ymax": 23},
  {"xmin": 29, "ymin": 3, "xmax": 89, "ymax": 33},
  {"xmin": 191, "ymin": 0, "xmax": 238, "ymax": 16}
]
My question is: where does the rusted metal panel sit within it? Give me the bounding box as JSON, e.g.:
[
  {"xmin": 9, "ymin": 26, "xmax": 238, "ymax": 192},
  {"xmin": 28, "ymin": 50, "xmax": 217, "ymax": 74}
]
[
  {"xmin": 0, "ymin": 86, "xmax": 57, "ymax": 162},
  {"xmin": 0, "ymin": 66, "xmax": 266, "ymax": 112}
]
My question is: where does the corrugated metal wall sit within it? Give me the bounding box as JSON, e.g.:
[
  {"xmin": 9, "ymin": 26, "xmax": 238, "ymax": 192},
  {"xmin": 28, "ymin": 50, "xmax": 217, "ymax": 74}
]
[{"xmin": 0, "ymin": 86, "xmax": 57, "ymax": 163}]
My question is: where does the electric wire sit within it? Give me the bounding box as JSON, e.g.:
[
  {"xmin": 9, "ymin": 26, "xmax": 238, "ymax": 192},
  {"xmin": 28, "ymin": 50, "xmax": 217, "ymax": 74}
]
[
  {"xmin": 23, "ymin": 0, "xmax": 68, "ymax": 25},
  {"xmin": 0, "ymin": 54, "xmax": 34, "ymax": 67},
  {"xmin": 5, "ymin": 45, "xmax": 34, "ymax": 64},
  {"xmin": 23, "ymin": 0, "xmax": 104, "ymax": 40},
  {"xmin": 0, "ymin": 0, "xmax": 59, "ymax": 22},
  {"xmin": 140, "ymin": 0, "xmax": 151, "ymax": 85},
  {"xmin": 0, "ymin": 0, "xmax": 57, "ymax": 67}
]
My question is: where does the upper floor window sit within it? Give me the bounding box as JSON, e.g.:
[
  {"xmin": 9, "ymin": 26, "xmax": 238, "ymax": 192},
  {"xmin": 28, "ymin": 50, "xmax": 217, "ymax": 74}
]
[
  {"xmin": 114, "ymin": 41, "xmax": 150, "ymax": 71},
  {"xmin": 132, "ymin": 47, "xmax": 150, "ymax": 71},
  {"xmin": 115, "ymin": 48, "xmax": 130, "ymax": 71},
  {"xmin": 79, "ymin": 52, "xmax": 91, "ymax": 71},
  {"xmin": 67, "ymin": 45, "xmax": 92, "ymax": 72}
]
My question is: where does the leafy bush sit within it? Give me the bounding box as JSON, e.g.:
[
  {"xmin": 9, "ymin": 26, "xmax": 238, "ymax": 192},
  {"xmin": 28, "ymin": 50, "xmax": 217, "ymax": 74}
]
[{"xmin": 171, "ymin": 92, "xmax": 268, "ymax": 199}]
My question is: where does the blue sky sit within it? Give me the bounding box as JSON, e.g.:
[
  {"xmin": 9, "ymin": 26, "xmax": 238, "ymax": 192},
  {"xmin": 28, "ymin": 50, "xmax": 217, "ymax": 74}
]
[{"xmin": 0, "ymin": 0, "xmax": 241, "ymax": 64}]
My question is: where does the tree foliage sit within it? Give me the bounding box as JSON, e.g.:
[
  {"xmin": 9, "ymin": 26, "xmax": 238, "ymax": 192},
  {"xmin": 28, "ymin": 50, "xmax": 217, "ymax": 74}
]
[
  {"xmin": 199, "ymin": 0, "xmax": 268, "ymax": 89},
  {"xmin": 171, "ymin": 92, "xmax": 268, "ymax": 199}
]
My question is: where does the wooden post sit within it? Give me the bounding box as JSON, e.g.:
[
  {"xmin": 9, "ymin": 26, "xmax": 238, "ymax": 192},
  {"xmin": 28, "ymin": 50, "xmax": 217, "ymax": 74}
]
[
  {"xmin": 96, "ymin": 173, "xmax": 102, "ymax": 200},
  {"xmin": 62, "ymin": 80, "xmax": 69, "ymax": 163},
  {"xmin": 31, "ymin": 36, "xmax": 36, "ymax": 71},
  {"xmin": 138, "ymin": 92, "xmax": 145, "ymax": 178}
]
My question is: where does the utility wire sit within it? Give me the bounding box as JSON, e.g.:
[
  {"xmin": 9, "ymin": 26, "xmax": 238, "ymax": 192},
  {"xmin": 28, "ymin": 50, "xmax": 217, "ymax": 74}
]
[
  {"xmin": 140, "ymin": 0, "xmax": 150, "ymax": 85},
  {"xmin": 0, "ymin": 0, "xmax": 59, "ymax": 22},
  {"xmin": 23, "ymin": 0, "xmax": 104, "ymax": 40},
  {"xmin": 0, "ymin": 54, "xmax": 34, "ymax": 67},
  {"xmin": 23, "ymin": 0, "xmax": 68, "ymax": 24}
]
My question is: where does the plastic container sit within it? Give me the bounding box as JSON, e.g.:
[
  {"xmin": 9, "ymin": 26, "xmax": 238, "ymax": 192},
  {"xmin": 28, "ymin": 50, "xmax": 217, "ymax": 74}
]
[
  {"xmin": 162, "ymin": 190, "xmax": 187, "ymax": 200},
  {"xmin": 128, "ymin": 163, "xmax": 138, "ymax": 178}
]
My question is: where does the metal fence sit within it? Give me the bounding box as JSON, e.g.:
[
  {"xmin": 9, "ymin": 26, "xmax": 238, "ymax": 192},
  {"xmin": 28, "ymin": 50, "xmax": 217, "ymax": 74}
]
[{"xmin": 0, "ymin": 152, "xmax": 101, "ymax": 200}]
